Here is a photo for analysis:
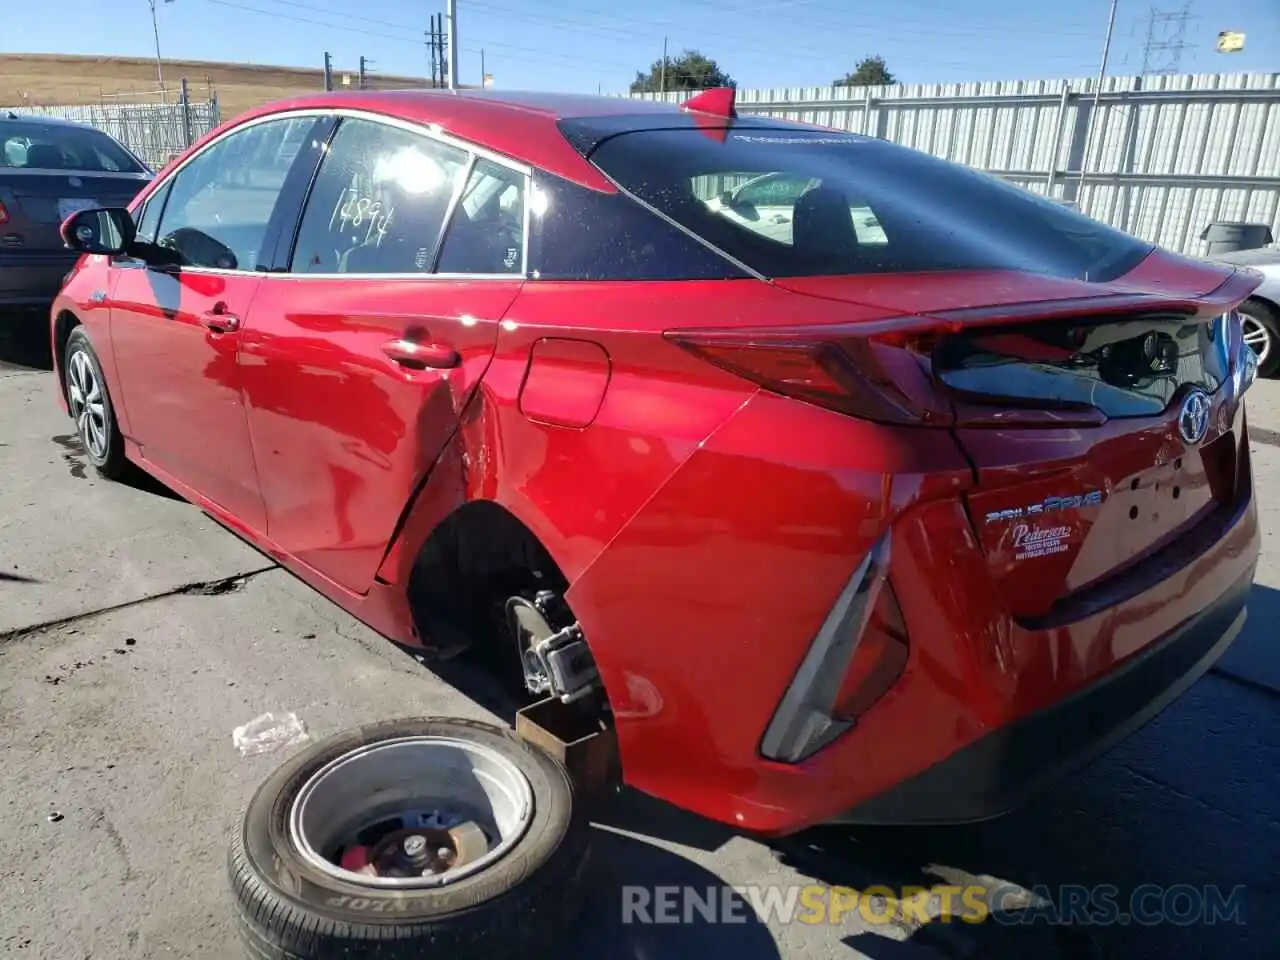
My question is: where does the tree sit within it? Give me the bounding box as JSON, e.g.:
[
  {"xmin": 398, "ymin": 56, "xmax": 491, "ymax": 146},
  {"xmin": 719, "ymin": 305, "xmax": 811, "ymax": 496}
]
[
  {"xmin": 833, "ymin": 56, "xmax": 896, "ymax": 87},
  {"xmin": 630, "ymin": 49, "xmax": 735, "ymax": 94}
]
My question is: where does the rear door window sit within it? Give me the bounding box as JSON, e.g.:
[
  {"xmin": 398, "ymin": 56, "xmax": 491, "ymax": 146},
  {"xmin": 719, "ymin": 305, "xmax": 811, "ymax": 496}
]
[
  {"xmin": 289, "ymin": 117, "xmax": 469, "ymax": 275},
  {"xmin": 586, "ymin": 128, "xmax": 1152, "ymax": 281},
  {"xmin": 436, "ymin": 158, "xmax": 526, "ymax": 274}
]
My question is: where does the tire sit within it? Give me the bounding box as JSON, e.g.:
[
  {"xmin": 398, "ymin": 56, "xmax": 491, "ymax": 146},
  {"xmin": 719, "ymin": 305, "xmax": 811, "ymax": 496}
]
[
  {"xmin": 63, "ymin": 327, "xmax": 129, "ymax": 480},
  {"xmin": 1241, "ymin": 299, "xmax": 1280, "ymax": 379},
  {"xmin": 228, "ymin": 717, "xmax": 592, "ymax": 960}
]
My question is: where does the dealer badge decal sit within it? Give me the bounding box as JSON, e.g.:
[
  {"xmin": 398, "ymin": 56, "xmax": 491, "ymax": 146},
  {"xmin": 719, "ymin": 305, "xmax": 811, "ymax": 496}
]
[{"xmin": 1011, "ymin": 523, "xmax": 1073, "ymax": 561}]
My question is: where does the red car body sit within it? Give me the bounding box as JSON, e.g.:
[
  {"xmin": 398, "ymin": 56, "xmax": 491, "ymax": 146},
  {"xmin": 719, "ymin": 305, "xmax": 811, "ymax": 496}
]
[{"xmin": 51, "ymin": 88, "xmax": 1262, "ymax": 836}]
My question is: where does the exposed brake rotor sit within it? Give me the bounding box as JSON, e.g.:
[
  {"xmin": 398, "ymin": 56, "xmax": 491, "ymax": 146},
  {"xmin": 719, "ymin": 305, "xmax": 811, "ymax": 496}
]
[{"xmin": 339, "ymin": 820, "xmax": 491, "ymax": 878}]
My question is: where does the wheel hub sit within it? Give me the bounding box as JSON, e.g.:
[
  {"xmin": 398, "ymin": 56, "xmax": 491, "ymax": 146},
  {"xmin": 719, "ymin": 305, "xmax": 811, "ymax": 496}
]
[{"xmin": 289, "ymin": 736, "xmax": 534, "ymax": 889}]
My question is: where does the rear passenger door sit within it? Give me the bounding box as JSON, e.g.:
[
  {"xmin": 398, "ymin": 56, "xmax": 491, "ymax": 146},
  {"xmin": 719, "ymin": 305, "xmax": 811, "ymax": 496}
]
[{"xmin": 241, "ymin": 115, "xmax": 527, "ymax": 591}]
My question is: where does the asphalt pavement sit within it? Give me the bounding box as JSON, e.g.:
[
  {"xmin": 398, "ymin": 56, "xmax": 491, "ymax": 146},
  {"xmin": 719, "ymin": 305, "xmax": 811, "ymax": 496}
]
[{"xmin": 2, "ymin": 312, "xmax": 1278, "ymax": 960}]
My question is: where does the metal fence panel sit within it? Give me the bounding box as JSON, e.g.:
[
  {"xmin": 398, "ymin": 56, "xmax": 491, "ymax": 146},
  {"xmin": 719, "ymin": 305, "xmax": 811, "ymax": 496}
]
[
  {"xmin": 2, "ymin": 92, "xmax": 220, "ymax": 171},
  {"xmin": 627, "ymin": 72, "xmax": 1280, "ymax": 257}
]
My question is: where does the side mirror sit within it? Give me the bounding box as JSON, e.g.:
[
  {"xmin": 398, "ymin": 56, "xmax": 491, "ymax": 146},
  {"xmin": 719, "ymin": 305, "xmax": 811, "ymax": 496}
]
[{"xmin": 60, "ymin": 206, "xmax": 136, "ymax": 256}]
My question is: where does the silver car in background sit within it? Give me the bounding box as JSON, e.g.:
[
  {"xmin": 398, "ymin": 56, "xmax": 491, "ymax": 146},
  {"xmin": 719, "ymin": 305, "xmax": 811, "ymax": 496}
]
[{"xmin": 1208, "ymin": 242, "xmax": 1280, "ymax": 378}]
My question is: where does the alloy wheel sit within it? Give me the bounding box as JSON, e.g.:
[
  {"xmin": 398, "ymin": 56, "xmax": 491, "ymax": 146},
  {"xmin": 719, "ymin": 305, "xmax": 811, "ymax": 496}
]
[
  {"xmin": 1243, "ymin": 313, "xmax": 1272, "ymax": 371},
  {"xmin": 67, "ymin": 350, "xmax": 108, "ymax": 460}
]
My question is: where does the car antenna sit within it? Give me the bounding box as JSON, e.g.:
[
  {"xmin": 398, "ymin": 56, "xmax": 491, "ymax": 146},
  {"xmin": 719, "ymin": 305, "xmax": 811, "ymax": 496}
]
[{"xmin": 680, "ymin": 87, "xmax": 736, "ymax": 119}]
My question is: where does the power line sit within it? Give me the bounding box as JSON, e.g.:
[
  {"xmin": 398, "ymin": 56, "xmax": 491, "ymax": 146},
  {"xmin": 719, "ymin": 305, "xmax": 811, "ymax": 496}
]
[
  {"xmin": 234, "ymin": 0, "xmax": 1105, "ymax": 73},
  {"xmin": 201, "ymin": 0, "xmax": 626, "ymax": 70},
  {"xmin": 1140, "ymin": 2, "xmax": 1194, "ymax": 75},
  {"xmin": 200, "ymin": 0, "xmax": 1107, "ymax": 88}
]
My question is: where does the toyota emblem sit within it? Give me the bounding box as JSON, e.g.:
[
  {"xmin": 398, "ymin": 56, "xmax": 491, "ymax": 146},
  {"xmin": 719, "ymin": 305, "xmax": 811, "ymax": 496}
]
[{"xmin": 1178, "ymin": 389, "xmax": 1211, "ymax": 445}]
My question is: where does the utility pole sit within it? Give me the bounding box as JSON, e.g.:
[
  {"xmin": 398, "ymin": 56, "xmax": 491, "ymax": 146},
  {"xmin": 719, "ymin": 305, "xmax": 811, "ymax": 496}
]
[
  {"xmin": 323, "ymin": 51, "xmax": 333, "ymax": 91},
  {"xmin": 481, "ymin": 49, "xmax": 486, "ymax": 89},
  {"xmin": 437, "ymin": 21, "xmax": 446, "ymax": 86},
  {"xmin": 427, "ymin": 14, "xmax": 439, "ymax": 87},
  {"xmin": 1078, "ymin": 0, "xmax": 1119, "ymax": 207},
  {"xmin": 358, "ymin": 55, "xmax": 368, "ymax": 90},
  {"xmin": 659, "ymin": 36, "xmax": 667, "ymax": 95},
  {"xmin": 446, "ymin": 0, "xmax": 458, "ymax": 90},
  {"xmin": 146, "ymin": 0, "xmax": 174, "ymax": 96}
]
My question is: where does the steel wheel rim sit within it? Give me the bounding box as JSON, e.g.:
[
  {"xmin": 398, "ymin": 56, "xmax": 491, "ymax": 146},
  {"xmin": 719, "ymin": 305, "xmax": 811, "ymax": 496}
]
[
  {"xmin": 1242, "ymin": 314, "xmax": 1271, "ymax": 368},
  {"xmin": 67, "ymin": 350, "xmax": 108, "ymax": 460},
  {"xmin": 288, "ymin": 735, "xmax": 534, "ymax": 889}
]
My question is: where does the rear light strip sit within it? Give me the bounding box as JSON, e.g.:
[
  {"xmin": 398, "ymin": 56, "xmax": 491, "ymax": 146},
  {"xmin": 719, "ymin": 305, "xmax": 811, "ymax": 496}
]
[
  {"xmin": 0, "ymin": 199, "xmax": 9, "ymax": 225},
  {"xmin": 668, "ymin": 331, "xmax": 950, "ymax": 426},
  {"xmin": 760, "ymin": 534, "xmax": 905, "ymax": 763},
  {"xmin": 668, "ymin": 281, "xmax": 1263, "ymax": 429}
]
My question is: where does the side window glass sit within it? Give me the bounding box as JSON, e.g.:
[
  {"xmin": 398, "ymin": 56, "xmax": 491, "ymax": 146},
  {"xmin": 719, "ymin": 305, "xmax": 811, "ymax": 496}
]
[
  {"xmin": 290, "ymin": 118, "xmax": 468, "ymax": 275},
  {"xmin": 735, "ymin": 174, "xmax": 809, "ymax": 208},
  {"xmin": 436, "ymin": 159, "xmax": 526, "ymax": 274},
  {"xmin": 699, "ymin": 172, "xmax": 888, "ymax": 248},
  {"xmin": 153, "ymin": 116, "xmax": 316, "ymax": 270},
  {"xmin": 132, "ymin": 181, "xmax": 170, "ymax": 245},
  {"xmin": 527, "ymin": 171, "xmax": 745, "ymax": 281}
]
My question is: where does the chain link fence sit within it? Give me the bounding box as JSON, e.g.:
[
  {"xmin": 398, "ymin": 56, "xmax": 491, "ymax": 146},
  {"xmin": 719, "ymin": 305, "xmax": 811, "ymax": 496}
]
[{"xmin": 2, "ymin": 81, "xmax": 220, "ymax": 171}]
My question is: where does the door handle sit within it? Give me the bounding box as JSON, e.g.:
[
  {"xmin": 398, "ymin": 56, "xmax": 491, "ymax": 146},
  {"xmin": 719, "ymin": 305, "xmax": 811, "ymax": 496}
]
[
  {"xmin": 381, "ymin": 338, "xmax": 460, "ymax": 370},
  {"xmin": 200, "ymin": 303, "xmax": 240, "ymax": 333}
]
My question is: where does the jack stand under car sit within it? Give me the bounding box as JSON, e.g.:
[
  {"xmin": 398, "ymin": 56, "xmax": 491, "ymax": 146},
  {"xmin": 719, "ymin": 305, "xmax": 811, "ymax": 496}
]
[{"xmin": 227, "ymin": 706, "xmax": 616, "ymax": 959}]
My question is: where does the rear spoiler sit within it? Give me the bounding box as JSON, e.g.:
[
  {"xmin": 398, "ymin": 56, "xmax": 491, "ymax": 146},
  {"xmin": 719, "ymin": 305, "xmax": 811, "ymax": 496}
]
[{"xmin": 916, "ymin": 267, "xmax": 1264, "ymax": 335}]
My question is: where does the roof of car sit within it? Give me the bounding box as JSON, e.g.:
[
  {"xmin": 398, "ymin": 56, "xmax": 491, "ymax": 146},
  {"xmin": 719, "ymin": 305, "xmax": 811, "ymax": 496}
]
[
  {"xmin": 228, "ymin": 88, "xmax": 812, "ymax": 191},
  {"xmin": 1, "ymin": 111, "xmax": 88, "ymax": 128}
]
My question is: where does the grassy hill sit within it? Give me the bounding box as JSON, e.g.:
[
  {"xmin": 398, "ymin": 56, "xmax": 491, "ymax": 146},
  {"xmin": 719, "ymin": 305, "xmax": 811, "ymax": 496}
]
[{"xmin": 0, "ymin": 53, "xmax": 445, "ymax": 121}]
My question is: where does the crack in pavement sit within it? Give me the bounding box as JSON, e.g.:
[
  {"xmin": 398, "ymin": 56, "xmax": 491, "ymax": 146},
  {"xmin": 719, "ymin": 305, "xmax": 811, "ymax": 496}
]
[
  {"xmin": 1207, "ymin": 663, "xmax": 1280, "ymax": 700},
  {"xmin": 0, "ymin": 566, "xmax": 278, "ymax": 648},
  {"xmin": 1118, "ymin": 762, "xmax": 1280, "ymax": 831}
]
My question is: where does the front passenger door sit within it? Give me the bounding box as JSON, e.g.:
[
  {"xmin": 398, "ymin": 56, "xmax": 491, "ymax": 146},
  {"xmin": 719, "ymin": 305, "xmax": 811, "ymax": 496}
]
[{"xmin": 109, "ymin": 115, "xmax": 325, "ymax": 531}]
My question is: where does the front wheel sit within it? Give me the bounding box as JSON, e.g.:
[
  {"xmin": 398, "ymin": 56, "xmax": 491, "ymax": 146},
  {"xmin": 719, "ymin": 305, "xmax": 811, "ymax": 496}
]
[
  {"xmin": 1241, "ymin": 299, "xmax": 1279, "ymax": 379},
  {"xmin": 63, "ymin": 327, "xmax": 129, "ymax": 479},
  {"xmin": 228, "ymin": 717, "xmax": 592, "ymax": 959}
]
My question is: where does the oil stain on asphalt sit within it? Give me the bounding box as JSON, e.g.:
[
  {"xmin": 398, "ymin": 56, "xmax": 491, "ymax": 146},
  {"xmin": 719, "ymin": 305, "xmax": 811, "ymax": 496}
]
[{"xmin": 50, "ymin": 433, "xmax": 87, "ymax": 479}]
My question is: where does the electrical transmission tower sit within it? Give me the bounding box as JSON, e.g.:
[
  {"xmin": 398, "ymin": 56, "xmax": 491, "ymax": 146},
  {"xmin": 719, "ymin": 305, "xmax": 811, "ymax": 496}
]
[{"xmin": 1140, "ymin": 2, "xmax": 1193, "ymax": 74}]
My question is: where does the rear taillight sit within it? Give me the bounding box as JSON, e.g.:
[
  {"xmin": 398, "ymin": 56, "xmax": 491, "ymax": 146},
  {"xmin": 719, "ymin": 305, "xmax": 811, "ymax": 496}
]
[
  {"xmin": 0, "ymin": 200, "xmax": 9, "ymax": 225},
  {"xmin": 760, "ymin": 534, "xmax": 907, "ymax": 763},
  {"xmin": 667, "ymin": 330, "xmax": 952, "ymax": 426}
]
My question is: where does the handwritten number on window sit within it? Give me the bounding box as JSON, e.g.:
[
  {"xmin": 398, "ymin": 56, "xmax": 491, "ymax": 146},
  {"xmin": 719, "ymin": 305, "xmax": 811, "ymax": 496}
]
[{"xmin": 329, "ymin": 185, "xmax": 393, "ymax": 248}]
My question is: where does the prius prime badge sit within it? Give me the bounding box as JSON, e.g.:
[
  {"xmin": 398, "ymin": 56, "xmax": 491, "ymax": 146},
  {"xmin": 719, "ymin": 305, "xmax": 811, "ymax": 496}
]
[{"xmin": 1178, "ymin": 388, "xmax": 1211, "ymax": 445}]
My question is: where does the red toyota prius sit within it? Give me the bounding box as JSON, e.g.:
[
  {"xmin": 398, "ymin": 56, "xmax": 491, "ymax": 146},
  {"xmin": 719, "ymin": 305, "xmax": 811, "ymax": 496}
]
[{"xmin": 52, "ymin": 88, "xmax": 1261, "ymax": 838}]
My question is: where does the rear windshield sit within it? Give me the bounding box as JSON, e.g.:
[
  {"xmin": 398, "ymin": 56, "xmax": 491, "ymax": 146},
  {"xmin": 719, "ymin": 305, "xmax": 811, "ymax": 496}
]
[
  {"xmin": 0, "ymin": 120, "xmax": 146, "ymax": 174},
  {"xmin": 587, "ymin": 129, "xmax": 1152, "ymax": 282}
]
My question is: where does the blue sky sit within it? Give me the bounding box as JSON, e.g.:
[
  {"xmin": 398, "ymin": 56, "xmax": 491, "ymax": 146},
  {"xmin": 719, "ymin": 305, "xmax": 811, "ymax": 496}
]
[{"xmin": 5, "ymin": 0, "xmax": 1277, "ymax": 93}]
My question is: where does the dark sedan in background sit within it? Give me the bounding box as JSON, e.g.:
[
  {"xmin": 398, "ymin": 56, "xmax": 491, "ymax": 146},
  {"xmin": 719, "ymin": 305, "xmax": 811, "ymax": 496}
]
[{"xmin": 1, "ymin": 113, "xmax": 151, "ymax": 313}]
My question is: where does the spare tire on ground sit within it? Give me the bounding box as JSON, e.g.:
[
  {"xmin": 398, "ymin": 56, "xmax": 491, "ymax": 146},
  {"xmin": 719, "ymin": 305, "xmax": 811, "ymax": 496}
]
[{"xmin": 228, "ymin": 716, "xmax": 592, "ymax": 959}]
